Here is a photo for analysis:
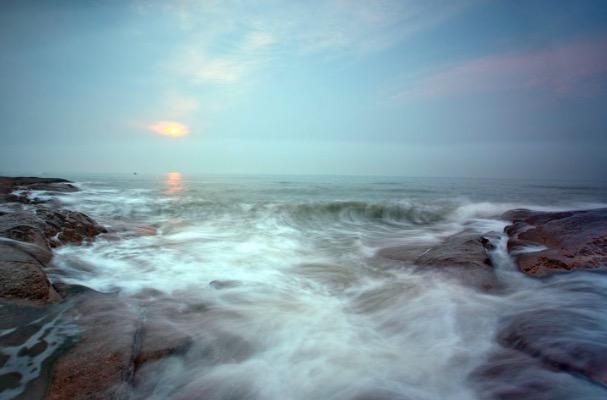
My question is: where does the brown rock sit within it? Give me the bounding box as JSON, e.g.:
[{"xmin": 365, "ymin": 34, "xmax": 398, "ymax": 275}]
[
  {"xmin": 502, "ymin": 208, "xmax": 607, "ymax": 276},
  {"xmin": 0, "ymin": 207, "xmax": 106, "ymax": 250},
  {"xmin": 46, "ymin": 291, "xmax": 139, "ymax": 400},
  {"xmin": 378, "ymin": 232, "xmax": 498, "ymax": 290},
  {"xmin": 134, "ymin": 321, "xmax": 192, "ymax": 369},
  {"xmin": 0, "ymin": 241, "xmax": 59, "ymax": 303},
  {"xmin": 414, "ymin": 232, "xmax": 493, "ymax": 268},
  {"xmin": 0, "ymin": 177, "xmax": 77, "ymax": 202}
]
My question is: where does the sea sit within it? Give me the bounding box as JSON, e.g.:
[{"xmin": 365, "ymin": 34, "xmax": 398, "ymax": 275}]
[{"xmin": 6, "ymin": 173, "xmax": 607, "ymax": 399}]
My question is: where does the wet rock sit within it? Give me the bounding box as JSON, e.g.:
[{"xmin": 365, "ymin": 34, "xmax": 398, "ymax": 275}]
[
  {"xmin": 470, "ymin": 348, "xmax": 607, "ymax": 400},
  {"xmin": 497, "ymin": 307, "xmax": 607, "ymax": 385},
  {"xmin": 45, "ymin": 291, "xmax": 139, "ymax": 400},
  {"xmin": 0, "ymin": 211, "xmax": 50, "ymax": 250},
  {"xmin": 34, "ymin": 208, "xmax": 107, "ymax": 247},
  {"xmin": 0, "ymin": 207, "xmax": 106, "ymax": 251},
  {"xmin": 134, "ymin": 321, "xmax": 193, "ymax": 369},
  {"xmin": 20, "ymin": 182, "xmax": 78, "ymax": 193},
  {"xmin": 415, "ymin": 232, "xmax": 493, "ymax": 268},
  {"xmin": 376, "ymin": 245, "xmax": 429, "ymax": 264},
  {"xmin": 502, "ymin": 208, "xmax": 607, "ymax": 276},
  {"xmin": 480, "ymin": 273, "xmax": 607, "ymax": 394},
  {"xmin": 46, "ymin": 289, "xmax": 195, "ymax": 399},
  {"xmin": 0, "ymin": 241, "xmax": 59, "ymax": 303},
  {"xmin": 0, "ymin": 177, "xmax": 77, "ymax": 203},
  {"xmin": 379, "ymin": 232, "xmax": 498, "ymax": 289},
  {"xmin": 209, "ymin": 280, "xmax": 241, "ymax": 289}
]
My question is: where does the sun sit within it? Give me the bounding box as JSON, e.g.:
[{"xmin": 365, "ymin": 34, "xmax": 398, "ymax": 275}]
[{"xmin": 148, "ymin": 121, "xmax": 189, "ymax": 138}]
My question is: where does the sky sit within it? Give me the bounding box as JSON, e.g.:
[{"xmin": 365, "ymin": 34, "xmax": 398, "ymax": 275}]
[{"xmin": 1, "ymin": 0, "xmax": 606, "ymax": 179}]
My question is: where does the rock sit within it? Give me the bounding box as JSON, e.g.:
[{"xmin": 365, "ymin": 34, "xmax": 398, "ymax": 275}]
[
  {"xmin": 415, "ymin": 232, "xmax": 493, "ymax": 268},
  {"xmin": 0, "ymin": 241, "xmax": 60, "ymax": 303},
  {"xmin": 45, "ymin": 291, "xmax": 139, "ymax": 400},
  {"xmin": 0, "ymin": 300, "xmax": 79, "ymax": 400},
  {"xmin": 497, "ymin": 308, "xmax": 607, "ymax": 385},
  {"xmin": 479, "ymin": 272, "xmax": 607, "ymax": 393},
  {"xmin": 209, "ymin": 280, "xmax": 241, "ymax": 289},
  {"xmin": 470, "ymin": 348, "xmax": 607, "ymax": 400},
  {"xmin": 0, "ymin": 177, "xmax": 77, "ymax": 203},
  {"xmin": 502, "ymin": 208, "xmax": 607, "ymax": 276},
  {"xmin": 20, "ymin": 182, "xmax": 78, "ymax": 193},
  {"xmin": 378, "ymin": 232, "xmax": 498, "ymax": 290},
  {"xmin": 134, "ymin": 321, "xmax": 193, "ymax": 369},
  {"xmin": 376, "ymin": 245, "xmax": 430, "ymax": 264},
  {"xmin": 8, "ymin": 177, "xmax": 71, "ymax": 186},
  {"xmin": 46, "ymin": 289, "xmax": 195, "ymax": 400},
  {"xmin": 34, "ymin": 207, "xmax": 107, "ymax": 247},
  {"xmin": 0, "ymin": 207, "xmax": 106, "ymax": 251},
  {"xmin": 0, "ymin": 211, "xmax": 50, "ymax": 250}
]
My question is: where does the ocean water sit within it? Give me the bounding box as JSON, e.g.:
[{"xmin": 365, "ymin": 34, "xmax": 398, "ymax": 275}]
[{"xmin": 18, "ymin": 174, "xmax": 607, "ymax": 399}]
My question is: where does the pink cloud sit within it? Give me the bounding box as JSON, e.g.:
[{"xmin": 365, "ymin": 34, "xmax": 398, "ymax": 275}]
[{"xmin": 396, "ymin": 37, "xmax": 607, "ymax": 100}]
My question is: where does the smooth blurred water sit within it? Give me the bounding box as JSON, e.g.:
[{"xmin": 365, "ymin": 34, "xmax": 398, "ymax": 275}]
[{"xmin": 31, "ymin": 174, "xmax": 607, "ymax": 399}]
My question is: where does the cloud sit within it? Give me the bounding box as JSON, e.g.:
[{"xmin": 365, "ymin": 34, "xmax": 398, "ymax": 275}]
[
  {"xmin": 140, "ymin": 0, "xmax": 476, "ymax": 120},
  {"xmin": 159, "ymin": 0, "xmax": 472, "ymax": 85},
  {"xmin": 284, "ymin": 0, "xmax": 473, "ymax": 54},
  {"xmin": 168, "ymin": 30, "xmax": 275, "ymax": 86},
  {"xmin": 164, "ymin": 91, "xmax": 199, "ymax": 118},
  {"xmin": 394, "ymin": 36, "xmax": 607, "ymax": 101},
  {"xmin": 244, "ymin": 31, "xmax": 275, "ymax": 51}
]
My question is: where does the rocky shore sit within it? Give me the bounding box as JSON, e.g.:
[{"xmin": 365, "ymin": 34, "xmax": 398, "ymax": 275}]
[
  {"xmin": 0, "ymin": 177, "xmax": 191, "ymax": 399},
  {"xmin": 2, "ymin": 176, "xmax": 606, "ymax": 399},
  {"xmin": 503, "ymin": 208, "xmax": 607, "ymax": 276},
  {"xmin": 379, "ymin": 206, "xmax": 607, "ymax": 397}
]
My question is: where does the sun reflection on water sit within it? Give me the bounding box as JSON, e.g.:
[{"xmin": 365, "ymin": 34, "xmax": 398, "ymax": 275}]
[{"xmin": 164, "ymin": 172, "xmax": 184, "ymax": 195}]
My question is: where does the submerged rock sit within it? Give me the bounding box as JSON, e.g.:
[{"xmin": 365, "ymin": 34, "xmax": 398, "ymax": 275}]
[
  {"xmin": 477, "ymin": 273, "xmax": 607, "ymax": 398},
  {"xmin": 0, "ymin": 177, "xmax": 194, "ymax": 398},
  {"xmin": 45, "ymin": 291, "xmax": 139, "ymax": 400},
  {"xmin": 378, "ymin": 231, "xmax": 498, "ymax": 290},
  {"xmin": 134, "ymin": 321, "xmax": 193, "ymax": 370},
  {"xmin": 46, "ymin": 288, "xmax": 194, "ymax": 400},
  {"xmin": 497, "ymin": 307, "xmax": 607, "ymax": 385},
  {"xmin": 502, "ymin": 208, "xmax": 607, "ymax": 276},
  {"xmin": 415, "ymin": 232, "xmax": 493, "ymax": 269},
  {"xmin": 209, "ymin": 280, "xmax": 241, "ymax": 290}
]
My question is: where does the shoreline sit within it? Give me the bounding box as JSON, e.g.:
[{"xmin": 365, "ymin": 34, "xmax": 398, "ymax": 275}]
[
  {"xmin": 0, "ymin": 177, "xmax": 191, "ymax": 399},
  {"xmin": 1, "ymin": 176, "xmax": 606, "ymax": 398}
]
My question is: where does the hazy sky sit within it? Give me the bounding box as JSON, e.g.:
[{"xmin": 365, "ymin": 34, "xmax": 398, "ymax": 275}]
[{"xmin": 1, "ymin": 0, "xmax": 606, "ymax": 179}]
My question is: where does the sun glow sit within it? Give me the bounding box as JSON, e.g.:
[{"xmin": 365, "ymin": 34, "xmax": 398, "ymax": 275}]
[
  {"xmin": 164, "ymin": 171, "xmax": 184, "ymax": 195},
  {"xmin": 149, "ymin": 121, "xmax": 189, "ymax": 138}
]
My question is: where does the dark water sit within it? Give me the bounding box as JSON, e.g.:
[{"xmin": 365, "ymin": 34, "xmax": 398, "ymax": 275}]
[{"xmin": 4, "ymin": 174, "xmax": 607, "ymax": 399}]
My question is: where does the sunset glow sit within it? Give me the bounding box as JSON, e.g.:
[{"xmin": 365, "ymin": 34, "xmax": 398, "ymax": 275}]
[
  {"xmin": 149, "ymin": 121, "xmax": 189, "ymax": 138},
  {"xmin": 164, "ymin": 171, "xmax": 184, "ymax": 194}
]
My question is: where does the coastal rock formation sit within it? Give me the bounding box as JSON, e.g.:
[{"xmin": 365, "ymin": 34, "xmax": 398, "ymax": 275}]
[
  {"xmin": 0, "ymin": 177, "xmax": 77, "ymax": 203},
  {"xmin": 45, "ymin": 289, "xmax": 139, "ymax": 400},
  {"xmin": 46, "ymin": 288, "xmax": 193, "ymax": 400},
  {"xmin": 503, "ymin": 208, "xmax": 607, "ymax": 276},
  {"xmin": 0, "ymin": 240, "xmax": 59, "ymax": 303},
  {"xmin": 0, "ymin": 207, "xmax": 107, "ymax": 250},
  {"xmin": 0, "ymin": 177, "xmax": 196, "ymax": 399},
  {"xmin": 378, "ymin": 231, "xmax": 498, "ymax": 289},
  {"xmin": 497, "ymin": 307, "xmax": 607, "ymax": 385},
  {"xmin": 0, "ymin": 177, "xmax": 106, "ymax": 304}
]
